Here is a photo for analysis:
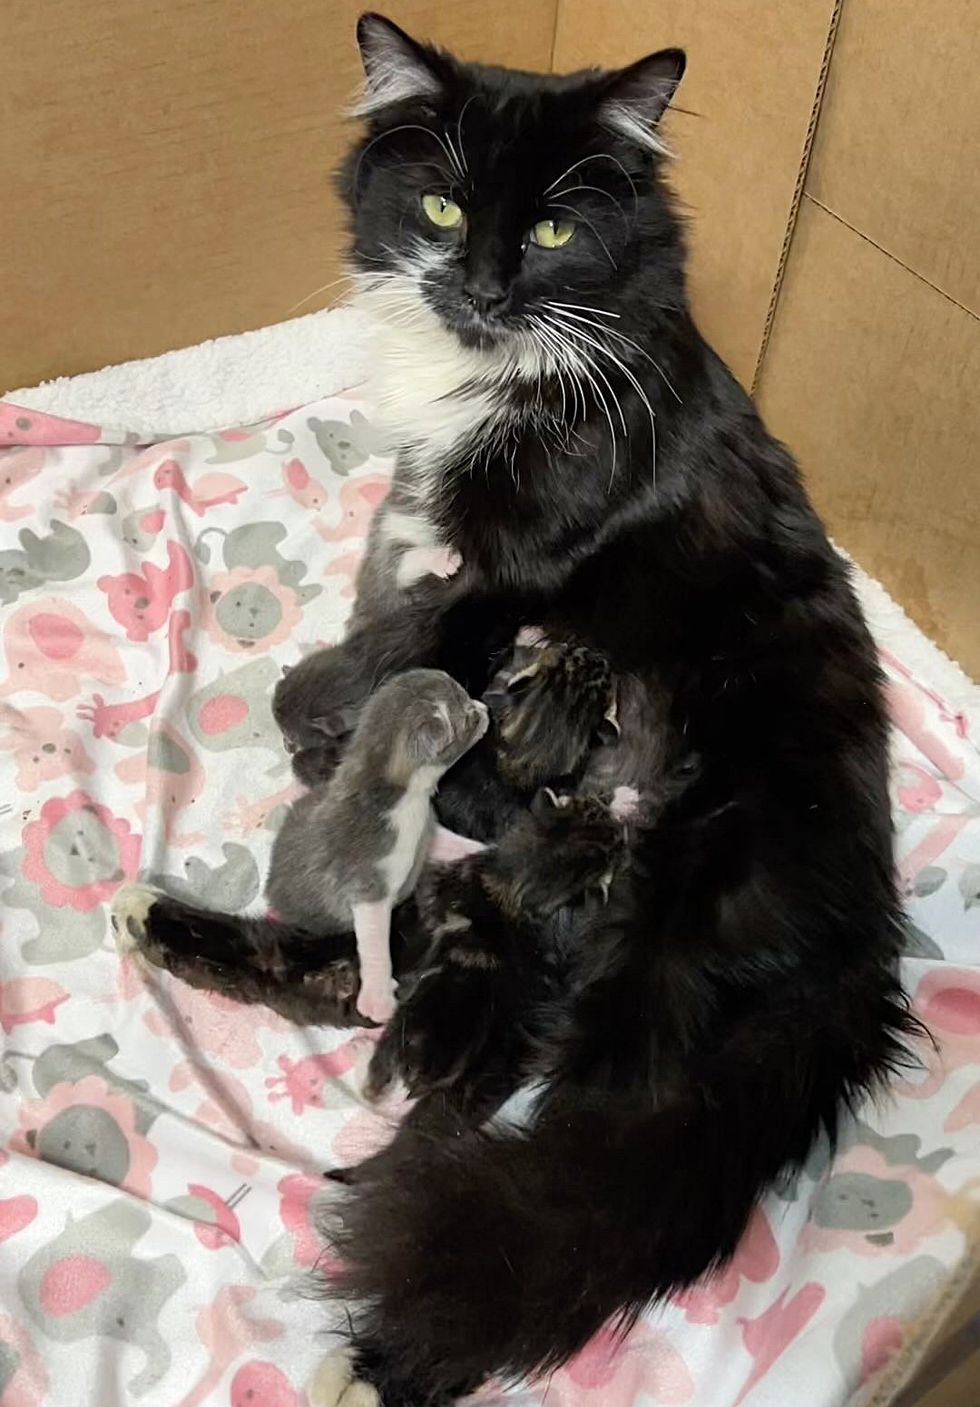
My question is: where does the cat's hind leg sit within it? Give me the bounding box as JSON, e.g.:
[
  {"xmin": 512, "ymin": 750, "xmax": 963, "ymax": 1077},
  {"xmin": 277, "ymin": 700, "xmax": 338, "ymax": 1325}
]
[{"xmin": 111, "ymin": 884, "xmax": 368, "ymax": 1027}]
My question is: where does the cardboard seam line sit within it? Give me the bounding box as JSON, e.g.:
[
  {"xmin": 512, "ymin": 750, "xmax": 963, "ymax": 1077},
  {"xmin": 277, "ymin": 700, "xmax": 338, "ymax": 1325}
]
[
  {"xmin": 803, "ymin": 193, "xmax": 980, "ymax": 325},
  {"xmin": 750, "ymin": 0, "xmax": 845, "ymax": 397}
]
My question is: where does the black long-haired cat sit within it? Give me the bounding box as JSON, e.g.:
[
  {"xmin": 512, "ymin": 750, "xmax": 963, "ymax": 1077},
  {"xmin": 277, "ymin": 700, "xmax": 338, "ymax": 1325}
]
[{"xmin": 127, "ymin": 14, "xmax": 922, "ymax": 1406}]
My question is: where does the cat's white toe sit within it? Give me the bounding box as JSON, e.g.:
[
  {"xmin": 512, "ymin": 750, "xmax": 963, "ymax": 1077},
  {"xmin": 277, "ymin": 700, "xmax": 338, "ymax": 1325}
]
[
  {"xmin": 309, "ymin": 1351, "xmax": 356, "ymax": 1407},
  {"xmin": 110, "ymin": 883, "xmax": 161, "ymax": 953}
]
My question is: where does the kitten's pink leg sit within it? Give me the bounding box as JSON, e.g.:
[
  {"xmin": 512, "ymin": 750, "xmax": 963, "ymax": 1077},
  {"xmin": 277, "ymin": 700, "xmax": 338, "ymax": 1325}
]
[
  {"xmin": 352, "ymin": 901, "xmax": 397, "ymax": 1024},
  {"xmin": 428, "ymin": 823, "xmax": 488, "ymax": 864}
]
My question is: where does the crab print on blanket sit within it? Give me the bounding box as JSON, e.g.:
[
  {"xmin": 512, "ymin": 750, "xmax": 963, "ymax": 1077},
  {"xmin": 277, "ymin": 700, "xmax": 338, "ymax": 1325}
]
[{"xmin": 0, "ymin": 393, "xmax": 978, "ymax": 1407}]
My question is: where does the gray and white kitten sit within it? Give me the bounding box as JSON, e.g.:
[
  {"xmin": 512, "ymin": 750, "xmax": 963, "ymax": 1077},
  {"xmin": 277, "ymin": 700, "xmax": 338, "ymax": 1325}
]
[{"xmin": 268, "ymin": 668, "xmax": 487, "ymax": 1022}]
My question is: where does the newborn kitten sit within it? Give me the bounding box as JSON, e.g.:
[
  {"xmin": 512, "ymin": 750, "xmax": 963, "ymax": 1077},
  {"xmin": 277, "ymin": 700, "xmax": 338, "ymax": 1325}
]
[
  {"xmin": 269, "ymin": 668, "xmax": 487, "ymax": 1022},
  {"xmin": 363, "ymin": 788, "xmax": 627, "ymax": 1119}
]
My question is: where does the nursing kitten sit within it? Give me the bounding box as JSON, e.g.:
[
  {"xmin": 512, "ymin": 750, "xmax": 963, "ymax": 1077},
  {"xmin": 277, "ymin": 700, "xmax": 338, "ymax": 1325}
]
[
  {"xmin": 269, "ymin": 668, "xmax": 487, "ymax": 1022},
  {"xmin": 116, "ymin": 669, "xmax": 487, "ymax": 1025},
  {"xmin": 362, "ymin": 788, "xmax": 627, "ymax": 1120}
]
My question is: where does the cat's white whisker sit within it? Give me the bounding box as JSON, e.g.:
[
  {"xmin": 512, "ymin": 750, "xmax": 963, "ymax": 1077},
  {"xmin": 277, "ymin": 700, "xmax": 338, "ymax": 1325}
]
[
  {"xmin": 543, "ymin": 153, "xmax": 639, "ymax": 215},
  {"xmin": 548, "ymin": 183, "xmax": 631, "ymax": 229}
]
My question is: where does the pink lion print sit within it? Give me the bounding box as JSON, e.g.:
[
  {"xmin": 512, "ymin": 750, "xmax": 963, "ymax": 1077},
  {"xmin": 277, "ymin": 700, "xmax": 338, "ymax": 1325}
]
[
  {"xmin": 0, "ymin": 1312, "xmax": 48, "ymax": 1407},
  {"xmin": 0, "ymin": 597, "xmax": 126, "ymax": 700},
  {"xmin": 12, "ymin": 1074, "xmax": 158, "ymax": 1198},
  {"xmin": 899, "ymin": 967, "xmax": 980, "ymax": 1098},
  {"xmin": 97, "ymin": 540, "xmax": 195, "ymax": 641},
  {"xmin": 0, "ymin": 447, "xmax": 45, "ymax": 521},
  {"xmin": 77, "ymin": 607, "xmax": 197, "ymax": 740},
  {"xmin": 314, "ymin": 476, "xmax": 390, "ymax": 543},
  {"xmin": 265, "ymin": 1038, "xmax": 368, "ymax": 1115},
  {"xmin": 154, "ymin": 459, "xmax": 247, "ymax": 515},
  {"xmin": 144, "ymin": 985, "xmax": 285, "ymax": 1070},
  {"xmin": 0, "ymin": 702, "xmax": 95, "ymax": 789},
  {"xmin": 545, "ymin": 1320, "xmax": 695, "ymax": 1407},
  {"xmin": 204, "ymin": 566, "xmax": 304, "ymax": 654},
  {"xmin": 21, "ymin": 790, "xmax": 141, "ymax": 910},
  {"xmin": 0, "ymin": 976, "xmax": 69, "ymax": 1034},
  {"xmin": 673, "ymin": 1206, "xmax": 780, "ymax": 1324},
  {"xmin": 172, "ymin": 1284, "xmax": 283, "ymax": 1407}
]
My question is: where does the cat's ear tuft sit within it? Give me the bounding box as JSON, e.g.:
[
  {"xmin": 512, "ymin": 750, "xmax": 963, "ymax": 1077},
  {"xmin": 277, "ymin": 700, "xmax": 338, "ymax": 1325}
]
[
  {"xmin": 597, "ymin": 48, "xmax": 686, "ymax": 156},
  {"xmin": 353, "ymin": 13, "xmax": 444, "ymax": 118}
]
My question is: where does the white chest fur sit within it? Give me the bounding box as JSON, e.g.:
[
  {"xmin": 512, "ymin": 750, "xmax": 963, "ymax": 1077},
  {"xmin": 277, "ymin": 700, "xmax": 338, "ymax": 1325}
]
[{"xmin": 378, "ymin": 768, "xmax": 439, "ymax": 901}]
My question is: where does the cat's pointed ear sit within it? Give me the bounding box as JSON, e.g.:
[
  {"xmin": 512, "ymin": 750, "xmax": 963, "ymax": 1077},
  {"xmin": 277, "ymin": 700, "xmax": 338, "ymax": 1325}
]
[
  {"xmin": 597, "ymin": 48, "xmax": 686, "ymax": 155},
  {"xmin": 411, "ymin": 708, "xmax": 453, "ymax": 764},
  {"xmin": 353, "ymin": 13, "xmax": 444, "ymax": 117}
]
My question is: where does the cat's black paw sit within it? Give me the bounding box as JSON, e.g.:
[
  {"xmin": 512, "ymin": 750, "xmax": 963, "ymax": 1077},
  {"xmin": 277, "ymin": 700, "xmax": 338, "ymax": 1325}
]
[{"xmin": 491, "ymin": 643, "xmax": 616, "ymax": 789}]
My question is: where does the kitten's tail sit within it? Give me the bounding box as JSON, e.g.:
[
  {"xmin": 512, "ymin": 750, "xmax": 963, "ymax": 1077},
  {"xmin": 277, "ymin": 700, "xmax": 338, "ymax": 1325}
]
[{"xmin": 111, "ymin": 883, "xmax": 368, "ymax": 1027}]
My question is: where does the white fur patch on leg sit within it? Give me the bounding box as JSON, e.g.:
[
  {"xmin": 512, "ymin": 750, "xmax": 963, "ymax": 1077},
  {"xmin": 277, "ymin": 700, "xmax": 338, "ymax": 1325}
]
[
  {"xmin": 110, "ymin": 883, "xmax": 162, "ymax": 953},
  {"xmin": 339, "ymin": 1383, "xmax": 381, "ymax": 1407}
]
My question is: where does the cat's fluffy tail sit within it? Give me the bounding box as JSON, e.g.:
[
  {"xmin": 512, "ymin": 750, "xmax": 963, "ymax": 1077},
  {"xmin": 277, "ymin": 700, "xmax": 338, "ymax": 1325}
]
[{"xmin": 319, "ymin": 985, "xmax": 921, "ymax": 1407}]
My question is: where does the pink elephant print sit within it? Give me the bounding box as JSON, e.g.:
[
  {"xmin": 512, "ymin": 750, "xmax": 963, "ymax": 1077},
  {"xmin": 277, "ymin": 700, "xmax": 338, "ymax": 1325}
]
[
  {"xmin": 0, "ymin": 598, "xmax": 126, "ymax": 700},
  {"xmin": 17, "ymin": 1200, "xmax": 185, "ymax": 1398},
  {"xmin": 0, "ymin": 401, "xmax": 100, "ymax": 445},
  {"xmin": 97, "ymin": 540, "xmax": 195, "ymax": 641},
  {"xmin": 833, "ymin": 1256, "xmax": 947, "ymax": 1395},
  {"xmin": 674, "ymin": 1205, "xmax": 780, "ymax": 1324},
  {"xmin": 0, "ymin": 447, "xmax": 45, "ymax": 520},
  {"xmin": 314, "ymin": 476, "xmax": 390, "ymax": 544},
  {"xmin": 0, "ymin": 1312, "xmax": 48, "ymax": 1407},
  {"xmin": 172, "ymin": 1284, "xmax": 283, "ymax": 1407},
  {"xmin": 0, "ymin": 703, "xmax": 95, "ymax": 789},
  {"xmin": 230, "ymin": 1360, "xmax": 308, "ymax": 1407},
  {"xmin": 0, "ymin": 977, "xmax": 69, "ymax": 1034},
  {"xmin": 900, "ymin": 966, "xmax": 980, "ymax": 1098},
  {"xmin": 548, "ymin": 1319, "xmax": 695, "ymax": 1407}
]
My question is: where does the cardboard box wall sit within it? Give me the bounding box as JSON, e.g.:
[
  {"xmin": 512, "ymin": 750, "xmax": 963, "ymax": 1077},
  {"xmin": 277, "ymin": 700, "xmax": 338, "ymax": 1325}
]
[{"xmin": 1, "ymin": 0, "xmax": 976, "ymax": 676}]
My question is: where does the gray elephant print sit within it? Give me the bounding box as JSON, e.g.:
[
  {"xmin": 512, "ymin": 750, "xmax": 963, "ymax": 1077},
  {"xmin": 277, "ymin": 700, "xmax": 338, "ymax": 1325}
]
[{"xmin": 18, "ymin": 1201, "xmax": 185, "ymax": 1398}]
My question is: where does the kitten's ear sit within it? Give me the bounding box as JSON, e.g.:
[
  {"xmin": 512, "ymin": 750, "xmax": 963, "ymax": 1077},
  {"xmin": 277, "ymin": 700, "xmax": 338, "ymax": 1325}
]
[
  {"xmin": 411, "ymin": 709, "xmax": 453, "ymax": 764},
  {"xmin": 597, "ymin": 48, "xmax": 686, "ymax": 155},
  {"xmin": 353, "ymin": 13, "xmax": 444, "ymax": 117},
  {"xmin": 311, "ymin": 706, "xmax": 358, "ymax": 739},
  {"xmin": 531, "ymin": 786, "xmax": 562, "ymax": 820}
]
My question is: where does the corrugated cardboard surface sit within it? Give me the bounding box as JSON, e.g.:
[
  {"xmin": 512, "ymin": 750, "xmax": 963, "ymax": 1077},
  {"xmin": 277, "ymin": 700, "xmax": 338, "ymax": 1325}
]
[
  {"xmin": 0, "ymin": 0, "xmax": 558, "ymax": 391},
  {"xmin": 757, "ymin": 197, "xmax": 980, "ymax": 677},
  {"xmin": 554, "ymin": 0, "xmax": 839, "ymax": 387},
  {"xmin": 806, "ymin": 0, "xmax": 979, "ymax": 316}
]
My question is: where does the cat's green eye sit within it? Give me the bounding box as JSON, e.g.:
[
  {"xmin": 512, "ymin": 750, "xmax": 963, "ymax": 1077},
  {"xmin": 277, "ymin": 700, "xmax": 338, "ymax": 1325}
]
[
  {"xmin": 422, "ymin": 193, "xmax": 464, "ymax": 229},
  {"xmin": 530, "ymin": 218, "xmax": 576, "ymax": 249}
]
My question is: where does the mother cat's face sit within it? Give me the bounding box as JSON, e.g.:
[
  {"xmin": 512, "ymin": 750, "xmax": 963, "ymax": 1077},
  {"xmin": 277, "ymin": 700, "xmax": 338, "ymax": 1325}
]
[{"xmin": 340, "ymin": 14, "xmax": 685, "ymax": 358}]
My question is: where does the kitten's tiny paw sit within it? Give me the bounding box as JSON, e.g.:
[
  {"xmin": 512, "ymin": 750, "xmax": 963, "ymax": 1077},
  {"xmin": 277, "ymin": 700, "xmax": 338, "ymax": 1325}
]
[
  {"xmin": 110, "ymin": 883, "xmax": 161, "ymax": 952},
  {"xmin": 356, "ymin": 983, "xmax": 397, "ymax": 1026}
]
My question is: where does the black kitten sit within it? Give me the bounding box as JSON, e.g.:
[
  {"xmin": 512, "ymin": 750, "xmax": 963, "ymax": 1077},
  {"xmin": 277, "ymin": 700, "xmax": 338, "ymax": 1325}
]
[{"xmin": 362, "ymin": 789, "xmax": 626, "ymax": 1121}]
